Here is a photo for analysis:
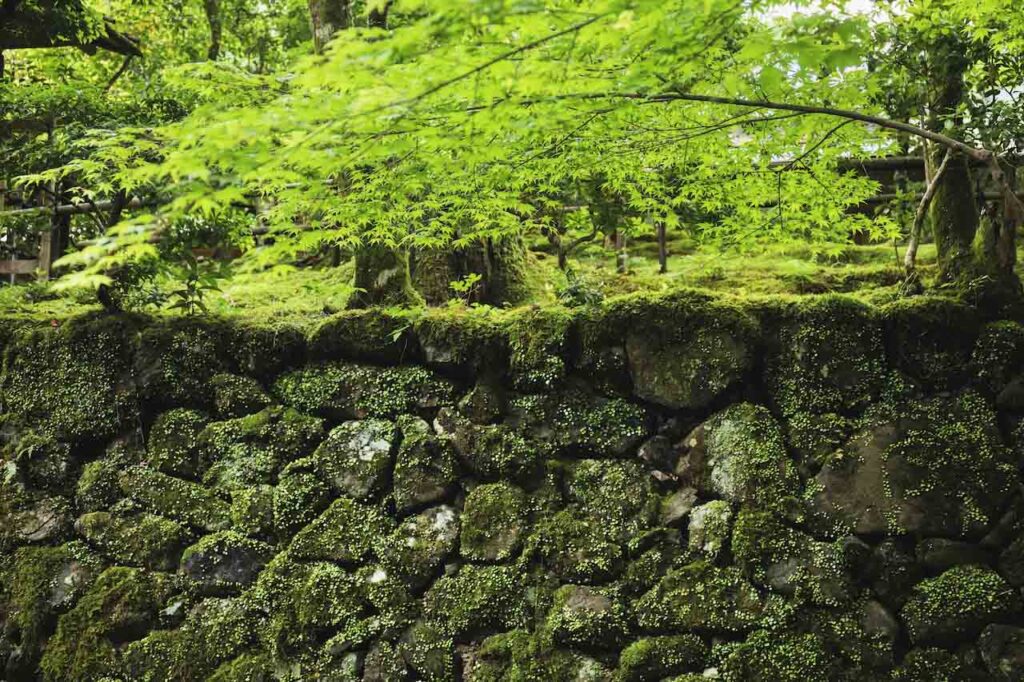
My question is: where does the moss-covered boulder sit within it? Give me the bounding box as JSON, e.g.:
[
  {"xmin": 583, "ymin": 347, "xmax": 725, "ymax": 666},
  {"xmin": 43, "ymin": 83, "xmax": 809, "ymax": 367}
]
[
  {"xmin": 617, "ymin": 634, "xmax": 707, "ymax": 681},
  {"xmin": 398, "ymin": 620, "xmax": 455, "ymax": 682},
  {"xmin": 376, "ymin": 505, "xmax": 460, "ymax": 590},
  {"xmin": 180, "ymin": 531, "xmax": 274, "ymax": 595},
  {"xmin": 273, "ymin": 462, "xmax": 331, "ymax": 537},
  {"xmin": 635, "ymin": 562, "xmax": 764, "ymax": 634},
  {"xmin": 614, "ymin": 292, "xmax": 758, "ymax": 410},
  {"xmin": 309, "ymin": 419, "xmax": 396, "ymax": 500},
  {"xmin": 732, "ymin": 509, "xmax": 856, "ymax": 606},
  {"xmin": 508, "ymin": 389, "xmax": 650, "ymax": 458},
  {"xmin": 39, "ymin": 566, "xmax": 178, "ymax": 681},
  {"xmin": 392, "ymin": 415, "xmax": 457, "ymax": 515},
  {"xmin": 978, "ymin": 624, "xmax": 1024, "ymax": 682},
  {"xmin": 971, "ymin": 321, "xmax": 1024, "ymax": 397},
  {"xmin": 1000, "ymin": 533, "xmax": 1024, "ymax": 587},
  {"xmin": 423, "ymin": 564, "xmax": 527, "ymax": 640},
  {"xmin": 505, "ymin": 306, "xmax": 573, "ymax": 392},
  {"xmin": 461, "ymin": 482, "xmax": 529, "ymax": 562},
  {"xmin": 290, "ymin": 497, "xmax": 393, "ymax": 564},
  {"xmin": 676, "ymin": 403, "xmax": 799, "ymax": 509},
  {"xmin": 209, "ymin": 373, "xmax": 272, "ymax": 419},
  {"xmin": 1, "ymin": 315, "xmax": 137, "ymax": 442},
  {"xmin": 687, "ymin": 500, "xmax": 733, "ymax": 560},
  {"xmin": 811, "ymin": 392, "xmax": 1016, "ymax": 538},
  {"xmin": 75, "ymin": 511, "xmax": 189, "ymax": 571},
  {"xmin": 900, "ymin": 565, "xmax": 1022, "ymax": 646},
  {"xmin": 2, "ymin": 432, "xmax": 74, "ymax": 493},
  {"xmin": 147, "ymin": 408, "xmax": 209, "ymax": 479},
  {"xmin": 274, "ymin": 362, "xmax": 455, "ymax": 421},
  {"xmin": 133, "ymin": 318, "xmax": 234, "ymax": 409},
  {"xmin": 3, "ymin": 543, "xmax": 102, "ymax": 676},
  {"xmin": 199, "ymin": 407, "xmax": 324, "ymax": 490},
  {"xmin": 765, "ymin": 297, "xmax": 885, "ymax": 416},
  {"xmin": 528, "ymin": 510, "xmax": 624, "ymax": 584},
  {"xmin": 462, "ymin": 629, "xmax": 612, "ymax": 682},
  {"xmin": 882, "ymin": 297, "xmax": 980, "ymax": 391},
  {"xmin": 121, "ymin": 597, "xmax": 262, "ymax": 682},
  {"xmin": 76, "ymin": 440, "xmax": 138, "ymax": 512},
  {"xmin": 309, "ymin": 308, "xmax": 419, "ymax": 365},
  {"xmin": 546, "ymin": 584, "xmax": 631, "ymax": 650},
  {"xmin": 716, "ymin": 629, "xmax": 836, "ymax": 682},
  {"xmin": 440, "ymin": 412, "xmax": 542, "ymax": 483},
  {"xmin": 891, "ymin": 647, "xmax": 989, "ymax": 682},
  {"xmin": 229, "ymin": 485, "xmax": 275, "ymax": 538},
  {"xmin": 565, "ymin": 459, "xmax": 658, "ymax": 543},
  {"xmin": 119, "ymin": 465, "xmax": 231, "ymax": 532}
]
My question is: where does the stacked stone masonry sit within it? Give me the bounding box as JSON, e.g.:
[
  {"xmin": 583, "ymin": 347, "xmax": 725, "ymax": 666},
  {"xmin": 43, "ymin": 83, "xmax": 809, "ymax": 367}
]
[{"xmin": 1, "ymin": 291, "xmax": 1023, "ymax": 681}]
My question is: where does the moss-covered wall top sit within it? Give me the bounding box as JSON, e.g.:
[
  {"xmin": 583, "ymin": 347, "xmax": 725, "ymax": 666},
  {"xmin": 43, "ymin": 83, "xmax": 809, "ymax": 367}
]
[{"xmin": 1, "ymin": 290, "xmax": 1024, "ymax": 681}]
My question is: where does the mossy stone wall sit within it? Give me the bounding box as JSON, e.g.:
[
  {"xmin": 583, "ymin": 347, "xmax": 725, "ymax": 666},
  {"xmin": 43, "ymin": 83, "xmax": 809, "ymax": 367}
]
[{"xmin": 2, "ymin": 291, "xmax": 1024, "ymax": 681}]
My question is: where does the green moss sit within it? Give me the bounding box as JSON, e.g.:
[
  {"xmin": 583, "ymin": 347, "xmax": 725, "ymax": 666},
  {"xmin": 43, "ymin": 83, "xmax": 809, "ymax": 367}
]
[
  {"xmin": 289, "ymin": 497, "xmax": 393, "ymax": 564},
  {"xmin": 199, "ymin": 407, "xmax": 324, "ymax": 490},
  {"xmin": 717, "ymin": 630, "xmax": 834, "ymax": 682},
  {"xmin": 882, "ymin": 296, "xmax": 980, "ymax": 390},
  {"xmin": 75, "ymin": 437, "xmax": 141, "ymax": 512},
  {"xmin": 40, "ymin": 566, "xmax": 178, "ymax": 681},
  {"xmin": 546, "ymin": 584, "xmax": 631, "ymax": 650},
  {"xmin": 509, "ymin": 389, "xmax": 650, "ymax": 458},
  {"xmin": 119, "ymin": 464, "xmax": 231, "ymax": 531},
  {"xmin": 461, "ymin": 482, "xmax": 529, "ymax": 562},
  {"xmin": 274, "ymin": 361, "xmax": 455, "ymax": 420},
  {"xmin": 392, "ymin": 414, "xmax": 458, "ymax": 514},
  {"xmin": 4, "ymin": 431, "xmax": 74, "ymax": 493},
  {"xmin": 250, "ymin": 554, "xmax": 366, "ymax": 655},
  {"xmin": 784, "ymin": 412, "xmax": 851, "ymax": 467},
  {"xmin": 466, "ymin": 629, "xmax": 606, "ymax": 681},
  {"xmin": 635, "ymin": 561, "xmax": 764, "ymax": 634},
  {"xmin": 209, "ymin": 373, "xmax": 272, "ymax": 419},
  {"xmin": 76, "ymin": 511, "xmax": 189, "ymax": 571},
  {"xmin": 147, "ymin": 408, "xmax": 209, "ymax": 478},
  {"xmin": 206, "ymin": 652, "xmax": 276, "ymax": 682},
  {"xmin": 617, "ymin": 634, "xmax": 708, "ymax": 681},
  {"xmin": 447, "ymin": 416, "xmax": 542, "ymax": 482},
  {"xmin": 527, "ymin": 510, "xmax": 624, "ymax": 584},
  {"xmin": 423, "ymin": 564, "xmax": 527, "ymax": 639},
  {"xmin": 900, "ymin": 565, "xmax": 1022, "ymax": 646},
  {"xmin": 1, "ymin": 314, "xmax": 137, "ymax": 442},
  {"xmin": 765, "ymin": 296, "xmax": 885, "ymax": 416}
]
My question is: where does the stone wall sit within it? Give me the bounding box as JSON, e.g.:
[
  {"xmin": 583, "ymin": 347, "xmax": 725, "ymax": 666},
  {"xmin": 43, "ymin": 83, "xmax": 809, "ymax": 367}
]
[{"xmin": 1, "ymin": 290, "xmax": 1023, "ymax": 681}]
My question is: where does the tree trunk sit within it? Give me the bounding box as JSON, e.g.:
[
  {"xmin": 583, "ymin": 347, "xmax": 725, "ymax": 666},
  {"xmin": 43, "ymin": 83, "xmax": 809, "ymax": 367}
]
[
  {"xmin": 924, "ymin": 39, "xmax": 978, "ymax": 283},
  {"xmin": 411, "ymin": 237, "xmax": 531, "ymax": 307},
  {"xmin": 348, "ymin": 243, "xmax": 421, "ymax": 308},
  {"xmin": 308, "ymin": 0, "xmax": 350, "ymax": 53},
  {"xmin": 412, "ymin": 247, "xmax": 460, "ymax": 305},
  {"xmin": 656, "ymin": 220, "xmax": 667, "ymax": 274},
  {"xmin": 204, "ymin": 0, "xmax": 222, "ymax": 60}
]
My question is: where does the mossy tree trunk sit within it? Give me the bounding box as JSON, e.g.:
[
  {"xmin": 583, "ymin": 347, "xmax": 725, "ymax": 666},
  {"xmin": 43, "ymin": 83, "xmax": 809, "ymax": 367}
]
[
  {"xmin": 308, "ymin": 0, "xmax": 350, "ymax": 53},
  {"xmin": 412, "ymin": 237, "xmax": 531, "ymax": 307},
  {"xmin": 923, "ymin": 39, "xmax": 979, "ymax": 284},
  {"xmin": 348, "ymin": 243, "xmax": 422, "ymax": 309}
]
